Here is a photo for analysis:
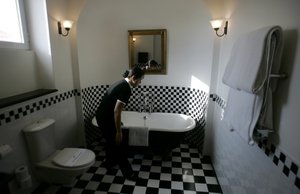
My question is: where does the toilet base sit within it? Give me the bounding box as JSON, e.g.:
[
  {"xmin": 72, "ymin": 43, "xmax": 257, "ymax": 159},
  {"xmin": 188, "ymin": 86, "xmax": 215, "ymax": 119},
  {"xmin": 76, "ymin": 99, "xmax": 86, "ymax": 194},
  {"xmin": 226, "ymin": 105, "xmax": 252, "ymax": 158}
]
[
  {"xmin": 32, "ymin": 150, "xmax": 95, "ymax": 185},
  {"xmin": 34, "ymin": 165, "xmax": 90, "ymax": 185}
]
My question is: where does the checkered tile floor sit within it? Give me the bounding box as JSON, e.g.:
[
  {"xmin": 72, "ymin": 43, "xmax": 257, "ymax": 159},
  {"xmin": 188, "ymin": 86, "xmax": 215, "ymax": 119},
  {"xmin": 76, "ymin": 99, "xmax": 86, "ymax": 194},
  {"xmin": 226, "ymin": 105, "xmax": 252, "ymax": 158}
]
[{"xmin": 34, "ymin": 139, "xmax": 222, "ymax": 194}]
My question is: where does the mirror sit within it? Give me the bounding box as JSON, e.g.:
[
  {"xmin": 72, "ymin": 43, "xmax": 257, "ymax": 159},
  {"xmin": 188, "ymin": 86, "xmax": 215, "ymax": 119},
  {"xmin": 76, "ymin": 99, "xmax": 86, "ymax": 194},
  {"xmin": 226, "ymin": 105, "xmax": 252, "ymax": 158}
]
[{"xmin": 128, "ymin": 29, "xmax": 167, "ymax": 74}]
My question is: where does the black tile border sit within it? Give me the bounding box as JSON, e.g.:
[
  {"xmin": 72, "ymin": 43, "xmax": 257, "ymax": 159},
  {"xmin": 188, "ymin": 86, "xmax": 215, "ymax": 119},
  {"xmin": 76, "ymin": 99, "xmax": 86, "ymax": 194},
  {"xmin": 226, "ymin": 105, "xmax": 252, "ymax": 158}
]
[
  {"xmin": 0, "ymin": 89, "xmax": 80, "ymax": 126},
  {"xmin": 210, "ymin": 93, "xmax": 300, "ymax": 190},
  {"xmin": 0, "ymin": 89, "xmax": 58, "ymax": 109}
]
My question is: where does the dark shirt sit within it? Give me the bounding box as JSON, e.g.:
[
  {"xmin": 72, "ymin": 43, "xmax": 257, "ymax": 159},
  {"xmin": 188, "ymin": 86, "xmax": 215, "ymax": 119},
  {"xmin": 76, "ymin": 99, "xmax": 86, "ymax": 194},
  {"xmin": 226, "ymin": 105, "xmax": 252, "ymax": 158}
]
[{"xmin": 96, "ymin": 79, "xmax": 131, "ymax": 123}]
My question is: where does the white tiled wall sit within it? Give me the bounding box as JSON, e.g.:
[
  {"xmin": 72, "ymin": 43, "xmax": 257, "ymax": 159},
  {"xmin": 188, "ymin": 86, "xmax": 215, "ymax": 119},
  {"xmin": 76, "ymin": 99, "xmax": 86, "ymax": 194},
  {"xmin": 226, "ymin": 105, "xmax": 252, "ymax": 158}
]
[
  {"xmin": 0, "ymin": 90, "xmax": 83, "ymax": 193},
  {"xmin": 210, "ymin": 97, "xmax": 300, "ymax": 194}
]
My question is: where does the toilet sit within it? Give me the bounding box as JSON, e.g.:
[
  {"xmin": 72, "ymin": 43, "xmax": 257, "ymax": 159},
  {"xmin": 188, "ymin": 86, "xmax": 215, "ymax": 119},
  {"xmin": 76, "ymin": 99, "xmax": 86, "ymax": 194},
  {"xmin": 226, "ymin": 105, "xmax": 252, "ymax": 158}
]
[{"xmin": 22, "ymin": 118, "xmax": 95, "ymax": 184}]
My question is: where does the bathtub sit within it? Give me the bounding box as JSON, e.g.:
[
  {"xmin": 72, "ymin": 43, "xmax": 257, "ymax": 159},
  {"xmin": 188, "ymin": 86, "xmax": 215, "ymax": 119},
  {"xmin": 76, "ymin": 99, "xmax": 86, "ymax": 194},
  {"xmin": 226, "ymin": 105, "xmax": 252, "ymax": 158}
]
[{"xmin": 92, "ymin": 111, "xmax": 196, "ymax": 150}]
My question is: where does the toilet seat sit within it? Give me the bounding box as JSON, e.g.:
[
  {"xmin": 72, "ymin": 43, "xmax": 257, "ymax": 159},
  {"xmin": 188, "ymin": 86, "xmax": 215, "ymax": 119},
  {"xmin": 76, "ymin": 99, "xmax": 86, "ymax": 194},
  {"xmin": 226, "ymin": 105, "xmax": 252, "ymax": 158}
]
[{"xmin": 52, "ymin": 148, "xmax": 95, "ymax": 168}]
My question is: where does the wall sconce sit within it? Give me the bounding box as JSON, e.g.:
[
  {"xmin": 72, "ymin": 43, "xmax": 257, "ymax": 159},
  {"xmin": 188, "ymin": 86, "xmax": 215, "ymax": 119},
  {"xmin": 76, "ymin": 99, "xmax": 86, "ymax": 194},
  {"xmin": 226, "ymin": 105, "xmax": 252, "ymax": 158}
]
[
  {"xmin": 132, "ymin": 37, "xmax": 136, "ymax": 42},
  {"xmin": 57, "ymin": 20, "xmax": 73, "ymax": 37},
  {"xmin": 210, "ymin": 19, "xmax": 228, "ymax": 37}
]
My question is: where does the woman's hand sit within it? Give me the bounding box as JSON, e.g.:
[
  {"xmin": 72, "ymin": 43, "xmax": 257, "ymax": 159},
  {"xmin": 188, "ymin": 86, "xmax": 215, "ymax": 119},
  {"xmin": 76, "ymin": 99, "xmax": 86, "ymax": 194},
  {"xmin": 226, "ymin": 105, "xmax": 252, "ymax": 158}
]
[{"xmin": 115, "ymin": 131, "xmax": 123, "ymax": 145}]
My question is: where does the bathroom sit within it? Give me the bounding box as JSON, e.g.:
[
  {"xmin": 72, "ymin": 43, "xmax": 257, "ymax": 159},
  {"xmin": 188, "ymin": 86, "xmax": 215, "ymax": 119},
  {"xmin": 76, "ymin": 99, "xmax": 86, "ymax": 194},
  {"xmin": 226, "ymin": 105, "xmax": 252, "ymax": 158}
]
[{"xmin": 0, "ymin": 0, "xmax": 299, "ymax": 193}]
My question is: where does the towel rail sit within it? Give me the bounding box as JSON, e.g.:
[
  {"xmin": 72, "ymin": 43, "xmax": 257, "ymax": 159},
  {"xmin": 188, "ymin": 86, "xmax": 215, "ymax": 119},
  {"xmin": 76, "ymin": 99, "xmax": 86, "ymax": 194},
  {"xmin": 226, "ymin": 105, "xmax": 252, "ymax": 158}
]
[
  {"xmin": 270, "ymin": 73, "xmax": 287, "ymax": 79},
  {"xmin": 253, "ymin": 128, "xmax": 274, "ymax": 141},
  {"xmin": 254, "ymin": 72, "xmax": 287, "ymax": 141}
]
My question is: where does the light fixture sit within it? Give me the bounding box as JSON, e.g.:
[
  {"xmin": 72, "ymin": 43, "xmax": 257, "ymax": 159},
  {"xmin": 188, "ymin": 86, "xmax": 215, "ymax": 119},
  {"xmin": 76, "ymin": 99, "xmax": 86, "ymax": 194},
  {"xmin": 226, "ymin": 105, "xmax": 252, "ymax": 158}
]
[
  {"xmin": 132, "ymin": 37, "xmax": 136, "ymax": 42},
  {"xmin": 210, "ymin": 19, "xmax": 228, "ymax": 37},
  {"xmin": 57, "ymin": 20, "xmax": 73, "ymax": 37}
]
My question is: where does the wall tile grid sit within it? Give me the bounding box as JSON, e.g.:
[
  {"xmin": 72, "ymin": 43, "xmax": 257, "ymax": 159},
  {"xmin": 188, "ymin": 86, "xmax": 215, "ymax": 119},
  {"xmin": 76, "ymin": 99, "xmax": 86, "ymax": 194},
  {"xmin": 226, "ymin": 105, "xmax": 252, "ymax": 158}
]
[
  {"xmin": 1, "ymin": 88, "xmax": 298, "ymax": 191},
  {"xmin": 0, "ymin": 85, "xmax": 209, "ymax": 153},
  {"xmin": 3, "ymin": 88, "xmax": 298, "ymax": 190},
  {"xmin": 210, "ymin": 93, "xmax": 300, "ymax": 191},
  {"xmin": 0, "ymin": 90, "xmax": 80, "ymax": 126},
  {"xmin": 81, "ymin": 85, "xmax": 208, "ymax": 152}
]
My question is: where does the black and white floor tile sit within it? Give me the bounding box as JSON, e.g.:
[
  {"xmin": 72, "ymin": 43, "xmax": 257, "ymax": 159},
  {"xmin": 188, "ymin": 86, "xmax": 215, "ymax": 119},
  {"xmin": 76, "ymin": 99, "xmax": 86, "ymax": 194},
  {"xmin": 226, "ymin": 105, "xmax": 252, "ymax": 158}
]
[{"xmin": 34, "ymin": 139, "xmax": 222, "ymax": 194}]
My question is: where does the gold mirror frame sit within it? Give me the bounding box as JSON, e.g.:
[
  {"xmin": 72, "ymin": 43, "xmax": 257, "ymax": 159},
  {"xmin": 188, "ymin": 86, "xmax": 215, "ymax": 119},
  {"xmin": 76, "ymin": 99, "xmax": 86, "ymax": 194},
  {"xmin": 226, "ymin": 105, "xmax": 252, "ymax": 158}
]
[{"xmin": 128, "ymin": 29, "xmax": 167, "ymax": 74}]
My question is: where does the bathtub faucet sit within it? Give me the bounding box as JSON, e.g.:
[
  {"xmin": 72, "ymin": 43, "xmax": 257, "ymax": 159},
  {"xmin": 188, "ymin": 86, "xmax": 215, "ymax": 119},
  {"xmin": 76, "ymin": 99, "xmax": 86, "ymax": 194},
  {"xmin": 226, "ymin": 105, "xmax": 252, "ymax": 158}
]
[{"xmin": 140, "ymin": 92, "xmax": 154, "ymax": 114}]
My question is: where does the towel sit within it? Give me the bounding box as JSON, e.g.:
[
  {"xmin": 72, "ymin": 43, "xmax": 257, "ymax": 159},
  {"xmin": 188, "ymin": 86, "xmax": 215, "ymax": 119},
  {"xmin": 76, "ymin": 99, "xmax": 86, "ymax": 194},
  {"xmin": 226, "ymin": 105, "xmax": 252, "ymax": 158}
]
[
  {"xmin": 222, "ymin": 26, "xmax": 283, "ymax": 144},
  {"xmin": 223, "ymin": 88, "xmax": 264, "ymax": 145},
  {"xmin": 128, "ymin": 127, "xmax": 149, "ymax": 146},
  {"xmin": 256, "ymin": 87, "xmax": 273, "ymax": 130},
  {"xmin": 222, "ymin": 26, "xmax": 283, "ymax": 94}
]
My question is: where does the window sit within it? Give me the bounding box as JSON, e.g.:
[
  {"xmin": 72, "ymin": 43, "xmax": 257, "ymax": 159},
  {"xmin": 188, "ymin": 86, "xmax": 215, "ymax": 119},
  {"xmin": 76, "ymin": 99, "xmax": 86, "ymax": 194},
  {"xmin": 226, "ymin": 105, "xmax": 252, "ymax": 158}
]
[{"xmin": 0, "ymin": 0, "xmax": 29, "ymax": 49}]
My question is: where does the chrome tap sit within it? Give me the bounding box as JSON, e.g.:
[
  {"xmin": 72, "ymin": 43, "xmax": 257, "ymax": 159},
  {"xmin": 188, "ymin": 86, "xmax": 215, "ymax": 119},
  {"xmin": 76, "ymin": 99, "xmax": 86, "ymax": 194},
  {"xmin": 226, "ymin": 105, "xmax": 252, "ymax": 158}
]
[{"xmin": 139, "ymin": 91, "xmax": 154, "ymax": 114}]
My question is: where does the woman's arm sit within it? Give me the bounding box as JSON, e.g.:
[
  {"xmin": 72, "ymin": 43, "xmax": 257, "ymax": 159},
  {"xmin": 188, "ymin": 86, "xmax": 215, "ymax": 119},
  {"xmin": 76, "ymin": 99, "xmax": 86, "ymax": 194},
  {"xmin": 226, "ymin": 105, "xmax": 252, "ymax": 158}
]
[{"xmin": 114, "ymin": 100, "xmax": 125, "ymax": 145}]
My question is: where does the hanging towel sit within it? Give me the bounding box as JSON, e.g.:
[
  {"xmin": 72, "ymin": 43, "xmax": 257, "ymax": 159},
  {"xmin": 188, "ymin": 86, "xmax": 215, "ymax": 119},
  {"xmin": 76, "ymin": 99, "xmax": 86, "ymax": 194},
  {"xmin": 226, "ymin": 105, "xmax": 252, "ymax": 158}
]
[
  {"xmin": 222, "ymin": 26, "xmax": 283, "ymax": 94},
  {"xmin": 222, "ymin": 26, "xmax": 283, "ymax": 144},
  {"xmin": 223, "ymin": 88, "xmax": 264, "ymax": 144},
  {"xmin": 128, "ymin": 127, "xmax": 149, "ymax": 146},
  {"xmin": 257, "ymin": 88, "xmax": 274, "ymax": 130}
]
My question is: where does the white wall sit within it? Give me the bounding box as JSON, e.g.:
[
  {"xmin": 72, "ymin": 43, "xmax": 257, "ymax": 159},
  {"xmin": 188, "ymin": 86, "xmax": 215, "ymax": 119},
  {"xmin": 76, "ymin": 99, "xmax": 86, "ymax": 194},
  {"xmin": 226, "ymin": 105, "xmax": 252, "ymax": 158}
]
[
  {"xmin": 0, "ymin": 0, "xmax": 86, "ymax": 98},
  {"xmin": 207, "ymin": 0, "xmax": 300, "ymax": 193},
  {"xmin": 0, "ymin": 1, "xmax": 87, "ymax": 193},
  {"xmin": 26, "ymin": 0, "xmax": 54, "ymax": 90},
  {"xmin": 0, "ymin": 49, "xmax": 38, "ymax": 98},
  {"xmin": 77, "ymin": 0, "xmax": 214, "ymax": 91},
  {"xmin": 0, "ymin": 0, "xmax": 54, "ymax": 99}
]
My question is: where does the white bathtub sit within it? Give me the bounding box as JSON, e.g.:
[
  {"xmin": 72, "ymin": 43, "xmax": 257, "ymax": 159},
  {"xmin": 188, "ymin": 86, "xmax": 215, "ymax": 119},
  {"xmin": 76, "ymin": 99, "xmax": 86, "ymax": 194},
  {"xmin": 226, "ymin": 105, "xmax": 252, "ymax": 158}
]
[
  {"xmin": 120, "ymin": 111, "xmax": 195, "ymax": 132},
  {"xmin": 92, "ymin": 111, "xmax": 195, "ymax": 132},
  {"xmin": 92, "ymin": 111, "xmax": 196, "ymax": 150}
]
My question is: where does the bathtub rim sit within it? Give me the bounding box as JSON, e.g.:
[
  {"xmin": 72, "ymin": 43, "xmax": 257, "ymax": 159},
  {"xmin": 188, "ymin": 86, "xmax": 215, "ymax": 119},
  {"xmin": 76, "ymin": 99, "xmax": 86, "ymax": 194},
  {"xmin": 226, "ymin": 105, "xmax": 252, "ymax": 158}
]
[{"xmin": 92, "ymin": 111, "xmax": 196, "ymax": 132}]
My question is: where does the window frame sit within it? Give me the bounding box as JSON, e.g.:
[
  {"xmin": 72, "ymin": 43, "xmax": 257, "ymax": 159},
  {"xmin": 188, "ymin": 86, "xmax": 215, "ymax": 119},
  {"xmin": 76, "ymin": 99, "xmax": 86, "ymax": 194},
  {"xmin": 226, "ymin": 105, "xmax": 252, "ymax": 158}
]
[{"xmin": 0, "ymin": 0, "xmax": 29, "ymax": 49}]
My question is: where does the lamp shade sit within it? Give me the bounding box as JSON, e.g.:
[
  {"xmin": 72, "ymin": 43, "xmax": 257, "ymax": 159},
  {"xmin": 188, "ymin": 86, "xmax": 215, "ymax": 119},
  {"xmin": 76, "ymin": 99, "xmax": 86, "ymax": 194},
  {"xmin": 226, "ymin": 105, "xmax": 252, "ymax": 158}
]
[
  {"xmin": 210, "ymin": 20, "xmax": 223, "ymax": 29},
  {"xmin": 62, "ymin": 20, "xmax": 73, "ymax": 29}
]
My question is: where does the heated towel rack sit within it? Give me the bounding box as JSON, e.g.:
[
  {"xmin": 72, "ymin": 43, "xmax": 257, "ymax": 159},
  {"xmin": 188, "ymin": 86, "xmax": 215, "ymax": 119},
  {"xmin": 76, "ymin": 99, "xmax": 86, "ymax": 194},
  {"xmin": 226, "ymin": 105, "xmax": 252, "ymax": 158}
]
[{"xmin": 254, "ymin": 72, "xmax": 287, "ymax": 141}]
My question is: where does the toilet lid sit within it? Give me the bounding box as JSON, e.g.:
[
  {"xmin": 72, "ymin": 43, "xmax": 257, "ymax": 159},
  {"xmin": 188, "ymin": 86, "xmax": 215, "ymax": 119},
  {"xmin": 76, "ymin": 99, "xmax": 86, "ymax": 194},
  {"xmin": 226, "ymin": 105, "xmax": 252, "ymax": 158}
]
[{"xmin": 52, "ymin": 148, "xmax": 95, "ymax": 168}]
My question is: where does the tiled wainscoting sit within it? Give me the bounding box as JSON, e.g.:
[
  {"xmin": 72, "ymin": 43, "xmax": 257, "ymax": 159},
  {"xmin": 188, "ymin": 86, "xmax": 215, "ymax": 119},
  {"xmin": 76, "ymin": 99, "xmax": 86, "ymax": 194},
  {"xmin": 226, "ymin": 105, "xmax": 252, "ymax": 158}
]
[
  {"xmin": 0, "ymin": 88, "xmax": 220, "ymax": 194},
  {"xmin": 0, "ymin": 85, "xmax": 209, "ymax": 153},
  {"xmin": 81, "ymin": 85, "xmax": 208, "ymax": 152},
  {"xmin": 1, "ymin": 88, "xmax": 299, "ymax": 192},
  {"xmin": 210, "ymin": 93, "xmax": 300, "ymax": 192},
  {"xmin": 0, "ymin": 90, "xmax": 80, "ymax": 126},
  {"xmin": 3, "ymin": 89, "xmax": 298, "ymax": 191}
]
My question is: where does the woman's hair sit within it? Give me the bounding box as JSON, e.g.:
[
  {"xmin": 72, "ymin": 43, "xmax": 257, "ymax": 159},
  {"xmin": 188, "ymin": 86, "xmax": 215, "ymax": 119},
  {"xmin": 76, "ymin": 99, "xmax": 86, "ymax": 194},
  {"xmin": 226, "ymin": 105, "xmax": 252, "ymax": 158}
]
[
  {"xmin": 123, "ymin": 66, "xmax": 145, "ymax": 79},
  {"xmin": 122, "ymin": 70, "xmax": 130, "ymax": 78}
]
